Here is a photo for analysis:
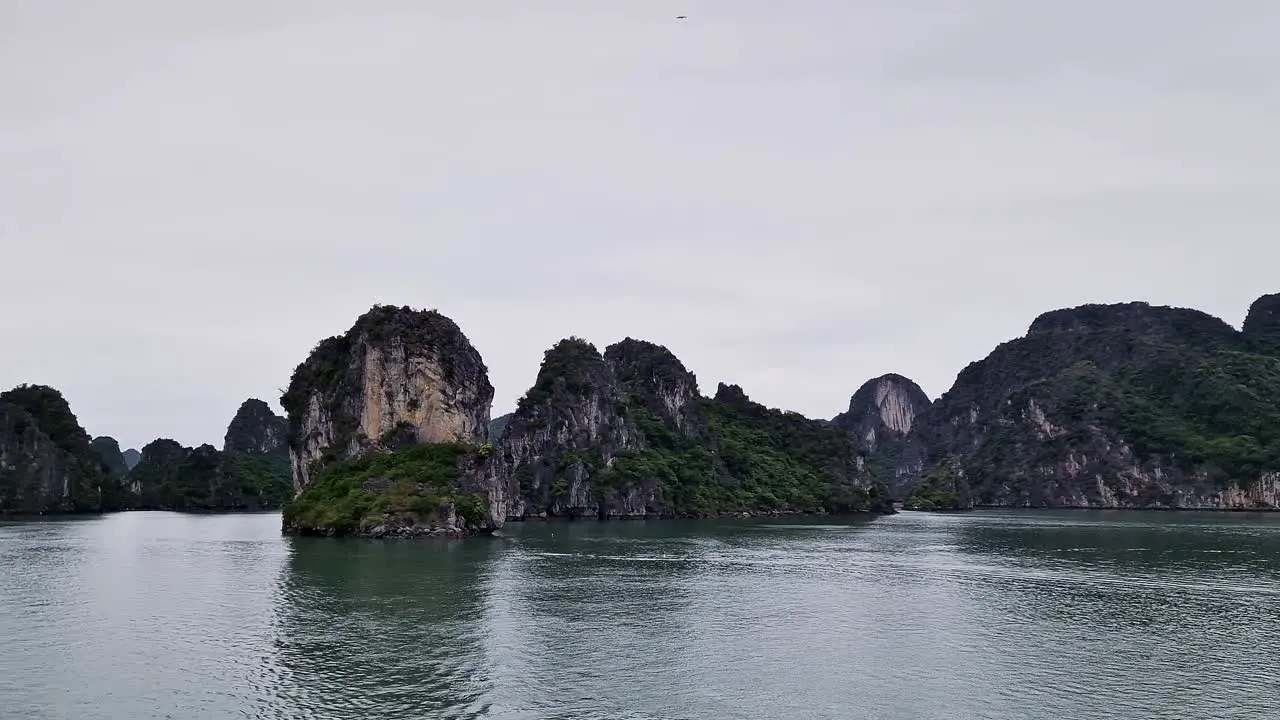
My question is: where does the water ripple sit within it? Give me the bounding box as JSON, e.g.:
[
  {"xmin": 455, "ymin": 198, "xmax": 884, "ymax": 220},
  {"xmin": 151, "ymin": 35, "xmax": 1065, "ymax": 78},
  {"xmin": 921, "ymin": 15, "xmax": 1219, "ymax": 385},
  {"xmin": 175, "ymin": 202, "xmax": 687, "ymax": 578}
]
[{"xmin": 2, "ymin": 511, "xmax": 1279, "ymax": 719}]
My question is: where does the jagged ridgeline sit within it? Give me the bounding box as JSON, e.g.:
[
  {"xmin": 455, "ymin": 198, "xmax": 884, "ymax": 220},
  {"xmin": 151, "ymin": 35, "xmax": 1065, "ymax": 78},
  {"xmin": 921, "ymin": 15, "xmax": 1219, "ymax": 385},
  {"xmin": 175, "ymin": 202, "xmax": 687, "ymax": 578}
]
[
  {"xmin": 280, "ymin": 309, "xmax": 893, "ymax": 537},
  {"xmin": 0, "ymin": 385, "xmax": 122, "ymax": 513},
  {"xmin": 280, "ymin": 305, "xmax": 498, "ymax": 537},
  {"xmin": 498, "ymin": 337, "xmax": 891, "ymax": 519},
  {"xmin": 898, "ymin": 295, "xmax": 1280, "ymax": 510},
  {"xmin": 122, "ymin": 399, "xmax": 294, "ymax": 511}
]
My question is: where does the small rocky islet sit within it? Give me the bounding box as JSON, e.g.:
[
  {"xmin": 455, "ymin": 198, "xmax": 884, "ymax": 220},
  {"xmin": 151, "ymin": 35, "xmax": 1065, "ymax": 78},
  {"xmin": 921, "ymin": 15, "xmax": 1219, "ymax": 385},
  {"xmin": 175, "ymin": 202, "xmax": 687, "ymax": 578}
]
[
  {"xmin": 0, "ymin": 389, "xmax": 292, "ymax": 514},
  {"xmin": 2, "ymin": 292, "xmax": 1279, "ymax": 530}
]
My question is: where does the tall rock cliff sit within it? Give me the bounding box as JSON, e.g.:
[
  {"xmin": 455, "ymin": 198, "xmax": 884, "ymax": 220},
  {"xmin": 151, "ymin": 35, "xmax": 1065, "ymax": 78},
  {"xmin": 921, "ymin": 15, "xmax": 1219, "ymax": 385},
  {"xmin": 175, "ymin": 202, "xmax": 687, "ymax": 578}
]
[
  {"xmin": 0, "ymin": 385, "xmax": 115, "ymax": 513},
  {"xmin": 908, "ymin": 297, "xmax": 1280, "ymax": 510},
  {"xmin": 496, "ymin": 338, "xmax": 649, "ymax": 519},
  {"xmin": 220, "ymin": 398, "xmax": 293, "ymax": 509},
  {"xmin": 223, "ymin": 399, "xmax": 287, "ymax": 456},
  {"xmin": 605, "ymin": 338, "xmax": 706, "ymax": 437},
  {"xmin": 280, "ymin": 305, "xmax": 501, "ymax": 537},
  {"xmin": 281, "ymin": 305, "xmax": 494, "ymax": 493},
  {"xmin": 496, "ymin": 338, "xmax": 890, "ymax": 519},
  {"xmin": 122, "ymin": 448, "xmax": 141, "ymax": 470},
  {"xmin": 831, "ymin": 374, "xmax": 931, "ymax": 498},
  {"xmin": 91, "ymin": 436, "xmax": 130, "ymax": 481}
]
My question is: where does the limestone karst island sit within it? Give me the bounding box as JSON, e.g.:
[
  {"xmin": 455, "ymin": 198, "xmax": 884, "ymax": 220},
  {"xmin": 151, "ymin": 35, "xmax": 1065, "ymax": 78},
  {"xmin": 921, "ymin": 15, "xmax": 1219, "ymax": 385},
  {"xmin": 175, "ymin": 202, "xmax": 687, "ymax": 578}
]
[{"xmin": 5, "ymin": 293, "xmax": 1279, "ymax": 532}]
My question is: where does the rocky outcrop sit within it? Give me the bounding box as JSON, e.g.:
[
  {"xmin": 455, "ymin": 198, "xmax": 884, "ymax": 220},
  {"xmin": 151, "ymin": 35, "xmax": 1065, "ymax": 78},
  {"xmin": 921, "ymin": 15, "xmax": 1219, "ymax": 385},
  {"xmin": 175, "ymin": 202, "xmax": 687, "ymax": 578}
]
[
  {"xmin": 496, "ymin": 338, "xmax": 891, "ymax": 520},
  {"xmin": 1243, "ymin": 293, "xmax": 1280, "ymax": 357},
  {"xmin": 281, "ymin": 305, "xmax": 494, "ymax": 493},
  {"xmin": 127, "ymin": 439, "xmax": 215, "ymax": 509},
  {"xmin": 219, "ymin": 398, "xmax": 293, "ymax": 509},
  {"xmin": 906, "ymin": 295, "xmax": 1280, "ymax": 510},
  {"xmin": 605, "ymin": 338, "xmax": 705, "ymax": 437},
  {"xmin": 0, "ymin": 385, "xmax": 116, "ymax": 513},
  {"xmin": 282, "ymin": 443, "xmax": 499, "ymax": 537},
  {"xmin": 122, "ymin": 448, "xmax": 141, "ymax": 470},
  {"xmin": 280, "ymin": 306, "xmax": 503, "ymax": 536},
  {"xmin": 831, "ymin": 374, "xmax": 931, "ymax": 498},
  {"xmin": 223, "ymin": 399, "xmax": 287, "ymax": 456},
  {"xmin": 122, "ymin": 400, "xmax": 293, "ymax": 511},
  {"xmin": 91, "ymin": 436, "xmax": 130, "ymax": 480},
  {"xmin": 497, "ymin": 338, "xmax": 649, "ymax": 519}
]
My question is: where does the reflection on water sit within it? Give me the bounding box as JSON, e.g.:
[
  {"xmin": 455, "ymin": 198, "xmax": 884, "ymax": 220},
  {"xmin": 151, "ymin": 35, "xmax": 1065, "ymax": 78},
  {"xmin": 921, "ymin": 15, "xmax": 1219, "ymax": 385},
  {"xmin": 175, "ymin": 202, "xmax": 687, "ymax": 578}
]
[
  {"xmin": 265, "ymin": 537, "xmax": 499, "ymax": 719},
  {"xmin": 1, "ymin": 511, "xmax": 1278, "ymax": 719}
]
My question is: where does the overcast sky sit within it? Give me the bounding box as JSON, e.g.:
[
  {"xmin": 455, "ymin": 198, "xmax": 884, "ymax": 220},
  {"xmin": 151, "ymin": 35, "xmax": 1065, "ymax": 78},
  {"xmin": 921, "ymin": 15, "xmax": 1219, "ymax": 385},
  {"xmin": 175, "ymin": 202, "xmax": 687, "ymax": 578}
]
[{"xmin": 2, "ymin": 1, "xmax": 1278, "ymax": 450}]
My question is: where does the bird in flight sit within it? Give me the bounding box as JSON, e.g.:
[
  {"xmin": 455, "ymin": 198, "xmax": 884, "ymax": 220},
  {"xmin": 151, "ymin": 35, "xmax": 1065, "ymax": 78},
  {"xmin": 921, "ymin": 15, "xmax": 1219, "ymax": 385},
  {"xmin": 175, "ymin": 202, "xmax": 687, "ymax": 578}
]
[{"xmin": 676, "ymin": 15, "xmax": 687, "ymax": 19}]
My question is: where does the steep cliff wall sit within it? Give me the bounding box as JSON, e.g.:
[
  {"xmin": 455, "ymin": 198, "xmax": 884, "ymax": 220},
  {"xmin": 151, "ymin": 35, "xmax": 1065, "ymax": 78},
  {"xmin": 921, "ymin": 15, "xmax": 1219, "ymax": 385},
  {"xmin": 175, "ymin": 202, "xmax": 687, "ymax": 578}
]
[
  {"xmin": 497, "ymin": 338, "xmax": 647, "ymax": 519},
  {"xmin": 909, "ymin": 296, "xmax": 1280, "ymax": 510},
  {"xmin": 91, "ymin": 436, "xmax": 130, "ymax": 481},
  {"xmin": 281, "ymin": 305, "xmax": 494, "ymax": 493},
  {"xmin": 0, "ymin": 385, "xmax": 114, "ymax": 513},
  {"xmin": 831, "ymin": 374, "xmax": 931, "ymax": 498},
  {"xmin": 496, "ymin": 338, "xmax": 890, "ymax": 519},
  {"xmin": 223, "ymin": 399, "xmax": 287, "ymax": 456},
  {"xmin": 280, "ymin": 305, "xmax": 501, "ymax": 536}
]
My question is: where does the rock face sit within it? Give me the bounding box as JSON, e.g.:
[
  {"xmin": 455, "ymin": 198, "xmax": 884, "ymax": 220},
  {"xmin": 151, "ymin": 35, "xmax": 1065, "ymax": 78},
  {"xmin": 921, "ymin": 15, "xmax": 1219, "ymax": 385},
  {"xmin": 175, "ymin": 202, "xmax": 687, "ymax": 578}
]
[
  {"xmin": 489, "ymin": 413, "xmax": 513, "ymax": 442},
  {"xmin": 496, "ymin": 338, "xmax": 890, "ymax": 520},
  {"xmin": 496, "ymin": 338, "xmax": 649, "ymax": 519},
  {"xmin": 219, "ymin": 398, "xmax": 293, "ymax": 509},
  {"xmin": 831, "ymin": 374, "xmax": 931, "ymax": 498},
  {"xmin": 122, "ymin": 448, "xmax": 141, "ymax": 470},
  {"xmin": 223, "ymin": 399, "xmax": 287, "ymax": 456},
  {"xmin": 281, "ymin": 305, "xmax": 494, "ymax": 493},
  {"xmin": 0, "ymin": 385, "xmax": 116, "ymax": 513},
  {"xmin": 605, "ymin": 338, "xmax": 706, "ymax": 436},
  {"xmin": 91, "ymin": 436, "xmax": 130, "ymax": 480},
  {"xmin": 904, "ymin": 296, "xmax": 1280, "ymax": 510},
  {"xmin": 280, "ymin": 306, "xmax": 502, "ymax": 536}
]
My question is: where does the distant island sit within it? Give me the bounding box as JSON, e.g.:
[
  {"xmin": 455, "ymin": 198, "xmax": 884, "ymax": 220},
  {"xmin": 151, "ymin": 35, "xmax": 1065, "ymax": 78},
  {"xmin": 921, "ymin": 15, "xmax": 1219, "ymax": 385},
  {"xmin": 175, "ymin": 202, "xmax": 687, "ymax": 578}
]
[
  {"xmin": 0, "ymin": 389, "xmax": 292, "ymax": 514},
  {"xmin": 2, "ymin": 292, "xmax": 1278, "ymax": 528}
]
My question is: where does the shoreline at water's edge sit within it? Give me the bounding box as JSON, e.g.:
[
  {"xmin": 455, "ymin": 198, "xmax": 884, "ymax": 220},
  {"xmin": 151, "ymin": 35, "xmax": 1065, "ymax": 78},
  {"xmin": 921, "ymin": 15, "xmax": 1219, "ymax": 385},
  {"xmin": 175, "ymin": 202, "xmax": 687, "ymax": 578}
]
[
  {"xmin": 0, "ymin": 507, "xmax": 285, "ymax": 517},
  {"xmin": 908, "ymin": 504, "xmax": 1280, "ymax": 513},
  {"xmin": 280, "ymin": 506, "xmax": 900, "ymax": 538}
]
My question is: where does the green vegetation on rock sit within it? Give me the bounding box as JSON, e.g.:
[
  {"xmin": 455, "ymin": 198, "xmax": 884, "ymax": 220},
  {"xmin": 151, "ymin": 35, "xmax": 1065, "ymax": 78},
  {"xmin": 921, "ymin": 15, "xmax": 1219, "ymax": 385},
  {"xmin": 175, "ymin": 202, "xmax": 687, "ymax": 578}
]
[
  {"xmin": 910, "ymin": 298, "xmax": 1280, "ymax": 509},
  {"xmin": 126, "ymin": 399, "xmax": 293, "ymax": 512},
  {"xmin": 282, "ymin": 443, "xmax": 490, "ymax": 536},
  {"xmin": 0, "ymin": 385, "xmax": 117, "ymax": 513},
  {"xmin": 500, "ymin": 336, "xmax": 892, "ymax": 519},
  {"xmin": 597, "ymin": 389, "xmax": 887, "ymax": 516}
]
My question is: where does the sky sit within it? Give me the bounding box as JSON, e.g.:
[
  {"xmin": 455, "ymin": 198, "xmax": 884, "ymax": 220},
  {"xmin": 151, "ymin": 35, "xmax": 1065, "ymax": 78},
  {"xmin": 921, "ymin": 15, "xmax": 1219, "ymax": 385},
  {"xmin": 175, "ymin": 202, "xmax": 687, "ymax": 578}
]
[{"xmin": 2, "ymin": 0, "xmax": 1278, "ymax": 451}]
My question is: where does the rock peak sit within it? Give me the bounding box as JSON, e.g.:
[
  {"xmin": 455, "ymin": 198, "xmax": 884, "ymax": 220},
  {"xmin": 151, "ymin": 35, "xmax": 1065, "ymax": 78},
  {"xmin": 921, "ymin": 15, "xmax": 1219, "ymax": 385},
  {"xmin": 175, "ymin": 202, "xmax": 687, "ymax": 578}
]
[
  {"xmin": 223, "ymin": 398, "xmax": 287, "ymax": 456},
  {"xmin": 605, "ymin": 338, "xmax": 702, "ymax": 437},
  {"xmin": 1026, "ymin": 301, "xmax": 1237, "ymax": 347},
  {"xmin": 834, "ymin": 374, "xmax": 931, "ymax": 438},
  {"xmin": 1243, "ymin": 292, "xmax": 1280, "ymax": 355},
  {"xmin": 282, "ymin": 305, "xmax": 493, "ymax": 491},
  {"xmin": 714, "ymin": 382, "xmax": 751, "ymax": 405}
]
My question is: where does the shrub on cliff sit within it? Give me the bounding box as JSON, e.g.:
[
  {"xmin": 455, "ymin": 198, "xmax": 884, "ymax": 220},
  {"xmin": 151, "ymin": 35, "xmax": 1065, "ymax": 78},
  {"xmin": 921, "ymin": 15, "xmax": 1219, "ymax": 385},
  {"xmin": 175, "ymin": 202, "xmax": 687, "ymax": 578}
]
[{"xmin": 283, "ymin": 443, "xmax": 489, "ymax": 535}]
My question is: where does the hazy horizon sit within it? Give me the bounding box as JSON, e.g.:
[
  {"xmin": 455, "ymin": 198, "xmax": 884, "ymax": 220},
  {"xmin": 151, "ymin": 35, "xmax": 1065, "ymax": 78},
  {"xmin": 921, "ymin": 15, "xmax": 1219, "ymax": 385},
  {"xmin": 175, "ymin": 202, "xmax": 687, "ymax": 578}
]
[{"xmin": 3, "ymin": 1, "xmax": 1278, "ymax": 450}]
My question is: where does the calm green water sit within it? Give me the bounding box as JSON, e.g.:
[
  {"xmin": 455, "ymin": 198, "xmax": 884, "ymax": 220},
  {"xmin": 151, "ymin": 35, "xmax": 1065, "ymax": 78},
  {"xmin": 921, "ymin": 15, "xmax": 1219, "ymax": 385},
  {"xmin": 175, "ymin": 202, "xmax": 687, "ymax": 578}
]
[{"xmin": 2, "ymin": 510, "xmax": 1278, "ymax": 719}]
